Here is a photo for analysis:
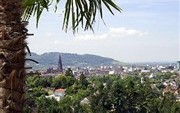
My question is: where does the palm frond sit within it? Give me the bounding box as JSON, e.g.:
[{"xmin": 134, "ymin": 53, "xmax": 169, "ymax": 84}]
[
  {"xmin": 22, "ymin": 0, "xmax": 121, "ymax": 33},
  {"xmin": 63, "ymin": 0, "xmax": 121, "ymax": 32},
  {"xmin": 22, "ymin": 0, "xmax": 50, "ymax": 27}
]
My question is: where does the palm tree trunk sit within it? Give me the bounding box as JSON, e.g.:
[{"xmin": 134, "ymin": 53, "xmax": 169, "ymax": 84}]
[{"xmin": 0, "ymin": 0, "xmax": 26, "ymax": 112}]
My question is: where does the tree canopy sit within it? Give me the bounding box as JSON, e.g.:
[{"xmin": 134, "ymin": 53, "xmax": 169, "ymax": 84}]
[{"xmin": 25, "ymin": 74, "xmax": 180, "ymax": 113}]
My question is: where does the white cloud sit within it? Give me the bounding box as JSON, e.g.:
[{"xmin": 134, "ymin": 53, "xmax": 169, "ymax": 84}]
[
  {"xmin": 74, "ymin": 34, "xmax": 108, "ymax": 41},
  {"xmin": 74, "ymin": 27, "xmax": 148, "ymax": 41},
  {"xmin": 109, "ymin": 27, "xmax": 148, "ymax": 37}
]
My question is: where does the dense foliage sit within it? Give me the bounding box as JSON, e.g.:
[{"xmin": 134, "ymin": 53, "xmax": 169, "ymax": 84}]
[{"xmin": 24, "ymin": 72, "xmax": 180, "ymax": 113}]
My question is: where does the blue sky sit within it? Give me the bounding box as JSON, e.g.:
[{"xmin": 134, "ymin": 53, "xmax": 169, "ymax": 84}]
[{"xmin": 27, "ymin": 0, "xmax": 179, "ymax": 62}]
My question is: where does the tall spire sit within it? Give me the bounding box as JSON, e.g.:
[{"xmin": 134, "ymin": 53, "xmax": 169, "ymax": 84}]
[{"xmin": 57, "ymin": 54, "xmax": 63, "ymax": 73}]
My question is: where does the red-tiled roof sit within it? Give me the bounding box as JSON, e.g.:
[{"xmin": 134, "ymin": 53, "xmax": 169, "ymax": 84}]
[{"xmin": 55, "ymin": 88, "xmax": 65, "ymax": 93}]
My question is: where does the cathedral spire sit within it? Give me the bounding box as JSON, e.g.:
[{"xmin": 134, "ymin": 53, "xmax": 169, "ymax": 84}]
[{"xmin": 57, "ymin": 54, "xmax": 63, "ymax": 73}]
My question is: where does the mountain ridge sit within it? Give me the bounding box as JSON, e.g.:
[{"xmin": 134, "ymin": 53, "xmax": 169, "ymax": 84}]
[{"xmin": 26, "ymin": 52, "xmax": 123, "ymax": 69}]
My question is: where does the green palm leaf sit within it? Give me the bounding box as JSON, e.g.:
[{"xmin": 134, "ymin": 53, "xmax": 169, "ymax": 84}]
[{"xmin": 22, "ymin": 0, "xmax": 121, "ymax": 33}]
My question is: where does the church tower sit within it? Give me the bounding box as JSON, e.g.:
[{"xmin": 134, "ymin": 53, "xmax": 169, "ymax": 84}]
[{"xmin": 57, "ymin": 54, "xmax": 63, "ymax": 73}]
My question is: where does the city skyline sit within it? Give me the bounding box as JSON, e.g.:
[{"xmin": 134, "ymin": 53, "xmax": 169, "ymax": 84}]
[{"xmin": 27, "ymin": 0, "xmax": 179, "ymax": 62}]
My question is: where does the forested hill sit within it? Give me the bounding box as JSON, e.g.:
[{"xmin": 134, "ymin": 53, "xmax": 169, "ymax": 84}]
[{"xmin": 26, "ymin": 52, "xmax": 122, "ymax": 69}]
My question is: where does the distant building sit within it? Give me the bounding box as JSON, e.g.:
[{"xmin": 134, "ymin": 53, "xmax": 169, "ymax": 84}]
[
  {"xmin": 57, "ymin": 55, "xmax": 63, "ymax": 73},
  {"xmin": 43, "ymin": 54, "xmax": 63, "ymax": 75},
  {"xmin": 141, "ymin": 70, "xmax": 150, "ymax": 73},
  {"xmin": 80, "ymin": 97, "xmax": 90, "ymax": 105},
  {"xmin": 149, "ymin": 73, "xmax": 156, "ymax": 78},
  {"xmin": 167, "ymin": 65, "xmax": 174, "ymax": 70},
  {"xmin": 46, "ymin": 88, "xmax": 65, "ymax": 101},
  {"xmin": 177, "ymin": 61, "xmax": 180, "ymax": 71},
  {"xmin": 109, "ymin": 70, "xmax": 115, "ymax": 75},
  {"xmin": 46, "ymin": 67, "xmax": 55, "ymax": 73},
  {"xmin": 141, "ymin": 77, "xmax": 144, "ymax": 84}
]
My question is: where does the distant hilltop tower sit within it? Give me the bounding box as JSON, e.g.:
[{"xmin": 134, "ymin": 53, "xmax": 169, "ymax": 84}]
[{"xmin": 57, "ymin": 54, "xmax": 63, "ymax": 73}]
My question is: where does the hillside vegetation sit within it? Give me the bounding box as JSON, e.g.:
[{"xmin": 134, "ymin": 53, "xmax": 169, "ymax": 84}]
[{"xmin": 26, "ymin": 52, "xmax": 122, "ymax": 69}]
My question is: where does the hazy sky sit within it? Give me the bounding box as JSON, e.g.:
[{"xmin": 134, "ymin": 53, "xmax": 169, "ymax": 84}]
[{"xmin": 27, "ymin": 0, "xmax": 179, "ymax": 62}]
